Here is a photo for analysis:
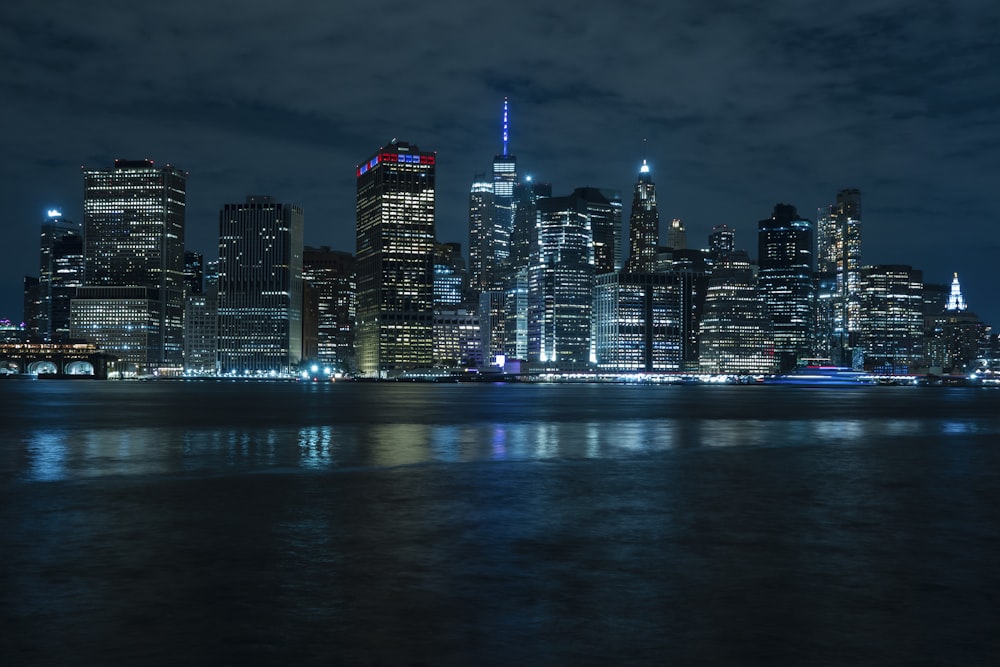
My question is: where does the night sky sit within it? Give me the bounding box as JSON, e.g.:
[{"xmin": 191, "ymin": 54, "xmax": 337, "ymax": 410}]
[{"xmin": 3, "ymin": 1, "xmax": 999, "ymax": 326}]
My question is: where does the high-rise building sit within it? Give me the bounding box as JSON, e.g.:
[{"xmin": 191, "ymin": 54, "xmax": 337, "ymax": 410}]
[
  {"xmin": 183, "ymin": 288, "xmax": 217, "ymax": 374},
  {"xmin": 575, "ymin": 187, "xmax": 622, "ymax": 275},
  {"xmin": 816, "ymin": 189, "xmax": 862, "ymax": 364},
  {"xmin": 708, "ymin": 225, "xmax": 735, "ymax": 254},
  {"xmin": 302, "ymin": 246, "xmax": 357, "ymax": 373},
  {"xmin": 217, "ymin": 196, "xmax": 303, "ymax": 375},
  {"xmin": 592, "ymin": 272, "xmax": 691, "ymax": 372},
  {"xmin": 626, "ymin": 159, "xmax": 660, "ymax": 273},
  {"xmin": 433, "ymin": 307, "xmax": 482, "ymax": 368},
  {"xmin": 468, "ymin": 99, "xmax": 518, "ymax": 292},
  {"xmin": 36, "ymin": 210, "xmax": 83, "ymax": 341},
  {"xmin": 757, "ymin": 204, "xmax": 815, "ymax": 371},
  {"xmin": 72, "ymin": 159, "xmax": 187, "ymax": 373},
  {"xmin": 183, "ymin": 250, "xmax": 204, "ymax": 296},
  {"xmin": 665, "ymin": 218, "xmax": 687, "ymax": 251},
  {"xmin": 857, "ymin": 264, "xmax": 923, "ymax": 373},
  {"xmin": 529, "ymin": 192, "xmax": 594, "ymax": 367},
  {"xmin": 503, "ymin": 179, "xmax": 551, "ymax": 361},
  {"xmin": 699, "ymin": 250, "xmax": 774, "ymax": 374},
  {"xmin": 433, "ymin": 242, "xmax": 467, "ymax": 307},
  {"xmin": 468, "ymin": 175, "xmax": 495, "ymax": 291},
  {"xmin": 355, "ymin": 140, "xmax": 436, "ymax": 377}
]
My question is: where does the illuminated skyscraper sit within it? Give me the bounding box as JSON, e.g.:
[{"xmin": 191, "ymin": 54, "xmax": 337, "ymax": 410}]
[
  {"xmin": 72, "ymin": 159, "xmax": 186, "ymax": 373},
  {"xmin": 302, "ymin": 246, "xmax": 356, "ymax": 372},
  {"xmin": 816, "ymin": 188, "xmax": 862, "ymax": 363},
  {"xmin": 626, "ymin": 159, "xmax": 660, "ymax": 272},
  {"xmin": 699, "ymin": 250, "xmax": 774, "ymax": 374},
  {"xmin": 469, "ymin": 99, "xmax": 518, "ymax": 291},
  {"xmin": 857, "ymin": 264, "xmax": 923, "ymax": 373},
  {"xmin": 356, "ymin": 140, "xmax": 436, "ymax": 377},
  {"xmin": 708, "ymin": 225, "xmax": 735, "ymax": 254},
  {"xmin": 757, "ymin": 204, "xmax": 815, "ymax": 371},
  {"xmin": 576, "ymin": 187, "xmax": 622, "ymax": 274},
  {"xmin": 503, "ymin": 179, "xmax": 551, "ymax": 361},
  {"xmin": 36, "ymin": 210, "xmax": 83, "ymax": 341},
  {"xmin": 216, "ymin": 196, "xmax": 303, "ymax": 375},
  {"xmin": 529, "ymin": 192, "xmax": 594, "ymax": 367},
  {"xmin": 946, "ymin": 272, "xmax": 967, "ymax": 312}
]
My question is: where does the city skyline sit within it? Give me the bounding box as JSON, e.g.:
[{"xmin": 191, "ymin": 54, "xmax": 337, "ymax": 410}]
[{"xmin": 3, "ymin": 2, "xmax": 999, "ymax": 326}]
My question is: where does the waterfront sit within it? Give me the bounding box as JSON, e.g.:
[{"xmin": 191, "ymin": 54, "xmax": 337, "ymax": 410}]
[{"xmin": 2, "ymin": 381, "xmax": 999, "ymax": 665}]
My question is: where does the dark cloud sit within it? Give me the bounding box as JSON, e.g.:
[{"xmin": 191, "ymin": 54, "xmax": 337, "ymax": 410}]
[{"xmin": 2, "ymin": 0, "xmax": 999, "ymax": 324}]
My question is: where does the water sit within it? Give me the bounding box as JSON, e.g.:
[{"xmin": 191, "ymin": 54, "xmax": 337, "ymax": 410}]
[{"xmin": 2, "ymin": 381, "xmax": 999, "ymax": 665}]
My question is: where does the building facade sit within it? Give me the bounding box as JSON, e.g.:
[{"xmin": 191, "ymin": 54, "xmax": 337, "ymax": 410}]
[
  {"xmin": 217, "ymin": 196, "xmax": 304, "ymax": 375},
  {"xmin": 625, "ymin": 160, "xmax": 659, "ymax": 273},
  {"xmin": 355, "ymin": 141, "xmax": 436, "ymax": 377},
  {"xmin": 816, "ymin": 188, "xmax": 862, "ymax": 365},
  {"xmin": 857, "ymin": 264, "xmax": 923, "ymax": 373},
  {"xmin": 302, "ymin": 246, "xmax": 357, "ymax": 373},
  {"xmin": 36, "ymin": 210, "xmax": 83, "ymax": 341}
]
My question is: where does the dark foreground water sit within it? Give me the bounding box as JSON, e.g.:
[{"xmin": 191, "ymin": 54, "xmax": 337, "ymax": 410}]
[{"xmin": 1, "ymin": 381, "xmax": 999, "ymax": 666}]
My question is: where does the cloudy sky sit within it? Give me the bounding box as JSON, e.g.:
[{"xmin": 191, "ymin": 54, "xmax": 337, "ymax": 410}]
[{"xmin": 2, "ymin": 0, "xmax": 999, "ymax": 325}]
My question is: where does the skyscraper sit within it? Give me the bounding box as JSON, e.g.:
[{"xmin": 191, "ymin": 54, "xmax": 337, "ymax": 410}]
[
  {"xmin": 857, "ymin": 265, "xmax": 923, "ymax": 373},
  {"xmin": 72, "ymin": 159, "xmax": 186, "ymax": 373},
  {"xmin": 493, "ymin": 98, "xmax": 517, "ymax": 272},
  {"xmin": 468, "ymin": 175, "xmax": 495, "ymax": 291},
  {"xmin": 302, "ymin": 246, "xmax": 357, "ymax": 373},
  {"xmin": 708, "ymin": 225, "xmax": 735, "ymax": 254},
  {"xmin": 356, "ymin": 140, "xmax": 436, "ymax": 377},
  {"xmin": 36, "ymin": 210, "xmax": 83, "ymax": 341},
  {"xmin": 665, "ymin": 218, "xmax": 687, "ymax": 250},
  {"xmin": 816, "ymin": 188, "xmax": 862, "ymax": 363},
  {"xmin": 575, "ymin": 187, "xmax": 622, "ymax": 275},
  {"xmin": 529, "ymin": 192, "xmax": 594, "ymax": 367},
  {"xmin": 699, "ymin": 250, "xmax": 774, "ymax": 374},
  {"xmin": 626, "ymin": 159, "xmax": 660, "ymax": 273},
  {"xmin": 757, "ymin": 204, "xmax": 815, "ymax": 371},
  {"xmin": 217, "ymin": 196, "xmax": 303, "ymax": 375}
]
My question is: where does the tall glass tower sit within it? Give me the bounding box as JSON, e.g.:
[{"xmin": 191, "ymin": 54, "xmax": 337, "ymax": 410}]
[
  {"xmin": 492, "ymin": 98, "xmax": 517, "ymax": 273},
  {"xmin": 356, "ymin": 140, "xmax": 437, "ymax": 377},
  {"xmin": 73, "ymin": 159, "xmax": 186, "ymax": 374},
  {"xmin": 217, "ymin": 196, "xmax": 304, "ymax": 375},
  {"xmin": 37, "ymin": 210, "xmax": 83, "ymax": 341},
  {"xmin": 757, "ymin": 204, "xmax": 815, "ymax": 371},
  {"xmin": 816, "ymin": 188, "xmax": 862, "ymax": 363}
]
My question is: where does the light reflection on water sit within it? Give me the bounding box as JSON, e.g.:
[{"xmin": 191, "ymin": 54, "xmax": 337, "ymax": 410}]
[{"xmin": 10, "ymin": 413, "xmax": 999, "ymax": 483}]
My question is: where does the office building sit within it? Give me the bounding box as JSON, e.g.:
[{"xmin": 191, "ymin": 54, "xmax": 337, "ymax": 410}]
[
  {"xmin": 217, "ymin": 196, "xmax": 303, "ymax": 375},
  {"xmin": 33, "ymin": 210, "xmax": 84, "ymax": 341},
  {"xmin": 665, "ymin": 218, "xmax": 687, "ymax": 251},
  {"xmin": 625, "ymin": 159, "xmax": 660, "ymax": 272},
  {"xmin": 468, "ymin": 175, "xmax": 495, "ymax": 291},
  {"xmin": 183, "ymin": 288, "xmax": 217, "ymax": 374},
  {"xmin": 302, "ymin": 246, "xmax": 357, "ymax": 373},
  {"xmin": 355, "ymin": 140, "xmax": 436, "ymax": 377},
  {"xmin": 433, "ymin": 307, "xmax": 482, "ymax": 368},
  {"xmin": 708, "ymin": 225, "xmax": 735, "ymax": 254},
  {"xmin": 576, "ymin": 187, "xmax": 622, "ymax": 274},
  {"xmin": 72, "ymin": 159, "xmax": 186, "ymax": 373},
  {"xmin": 816, "ymin": 189, "xmax": 862, "ymax": 364},
  {"xmin": 528, "ymin": 192, "xmax": 595, "ymax": 367},
  {"xmin": 857, "ymin": 265, "xmax": 924, "ymax": 373},
  {"xmin": 592, "ymin": 272, "xmax": 691, "ymax": 372},
  {"xmin": 699, "ymin": 250, "xmax": 774, "ymax": 374},
  {"xmin": 757, "ymin": 204, "xmax": 815, "ymax": 371}
]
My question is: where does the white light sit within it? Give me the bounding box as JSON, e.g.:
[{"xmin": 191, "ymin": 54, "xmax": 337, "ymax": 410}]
[{"xmin": 47, "ymin": 209, "xmax": 62, "ymax": 218}]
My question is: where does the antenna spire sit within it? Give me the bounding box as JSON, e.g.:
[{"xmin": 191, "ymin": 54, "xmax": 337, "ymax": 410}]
[{"xmin": 502, "ymin": 97, "xmax": 509, "ymax": 157}]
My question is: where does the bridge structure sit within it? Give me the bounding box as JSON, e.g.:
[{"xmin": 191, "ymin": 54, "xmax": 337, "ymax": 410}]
[{"xmin": 0, "ymin": 341, "xmax": 114, "ymax": 379}]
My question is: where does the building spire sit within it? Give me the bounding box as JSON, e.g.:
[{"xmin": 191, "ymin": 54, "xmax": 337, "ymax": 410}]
[
  {"xmin": 946, "ymin": 272, "xmax": 968, "ymax": 311},
  {"xmin": 639, "ymin": 138, "xmax": 650, "ymax": 174},
  {"xmin": 502, "ymin": 97, "xmax": 509, "ymax": 157}
]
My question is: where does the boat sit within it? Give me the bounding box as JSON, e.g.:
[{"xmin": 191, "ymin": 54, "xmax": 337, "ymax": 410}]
[{"xmin": 764, "ymin": 360, "xmax": 873, "ymax": 386}]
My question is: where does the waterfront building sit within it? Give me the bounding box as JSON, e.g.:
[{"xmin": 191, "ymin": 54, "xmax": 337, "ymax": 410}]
[
  {"xmin": 217, "ymin": 196, "xmax": 304, "ymax": 376},
  {"xmin": 699, "ymin": 250, "xmax": 774, "ymax": 374},
  {"xmin": 72, "ymin": 159, "xmax": 186, "ymax": 373},
  {"xmin": 931, "ymin": 273, "xmax": 987, "ymax": 372},
  {"xmin": 183, "ymin": 288, "xmax": 217, "ymax": 374},
  {"xmin": 816, "ymin": 189, "xmax": 862, "ymax": 364},
  {"xmin": 592, "ymin": 272, "xmax": 691, "ymax": 372},
  {"xmin": 302, "ymin": 246, "xmax": 356, "ymax": 373},
  {"xmin": 857, "ymin": 264, "xmax": 924, "ymax": 373},
  {"xmin": 503, "ymin": 180, "xmax": 551, "ymax": 361},
  {"xmin": 33, "ymin": 210, "xmax": 83, "ymax": 341},
  {"xmin": 757, "ymin": 204, "xmax": 815, "ymax": 371},
  {"xmin": 433, "ymin": 307, "xmax": 483, "ymax": 368},
  {"xmin": 355, "ymin": 140, "xmax": 436, "ymax": 377}
]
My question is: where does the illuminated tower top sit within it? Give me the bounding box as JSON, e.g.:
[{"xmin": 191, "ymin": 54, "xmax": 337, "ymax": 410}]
[
  {"xmin": 502, "ymin": 97, "xmax": 509, "ymax": 157},
  {"xmin": 946, "ymin": 272, "xmax": 967, "ymax": 311}
]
